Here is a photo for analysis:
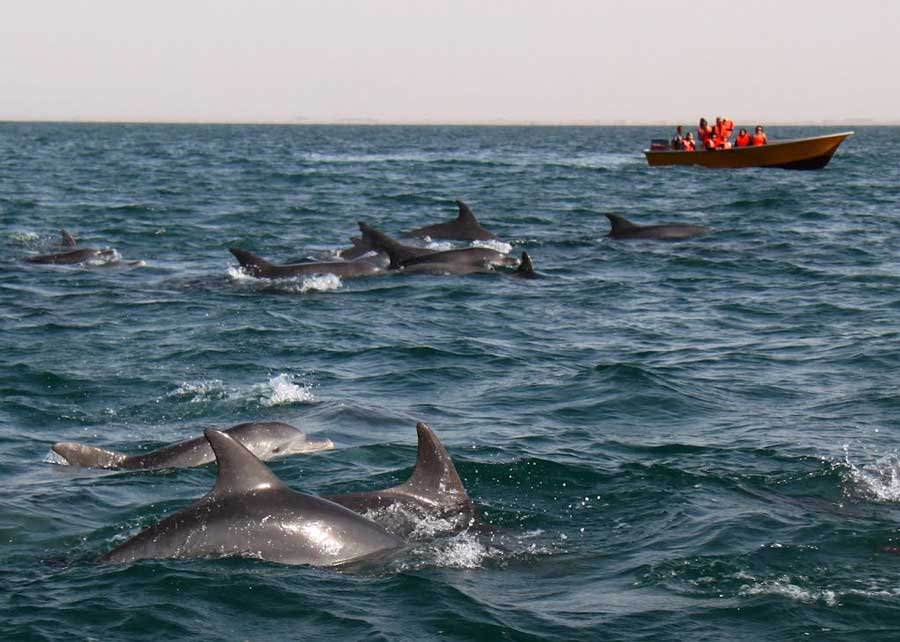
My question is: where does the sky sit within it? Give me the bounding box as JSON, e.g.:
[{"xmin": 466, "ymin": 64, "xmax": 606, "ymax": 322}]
[{"xmin": 1, "ymin": 0, "xmax": 898, "ymax": 124}]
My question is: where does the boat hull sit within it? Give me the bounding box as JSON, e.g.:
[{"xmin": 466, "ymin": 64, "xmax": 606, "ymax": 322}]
[{"xmin": 644, "ymin": 132, "xmax": 854, "ymax": 170}]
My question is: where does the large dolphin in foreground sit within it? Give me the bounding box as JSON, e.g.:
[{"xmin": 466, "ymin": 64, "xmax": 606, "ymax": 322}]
[
  {"xmin": 358, "ymin": 222, "xmax": 518, "ymax": 271},
  {"xmin": 325, "ymin": 422, "xmax": 475, "ymax": 537},
  {"xmin": 24, "ymin": 230, "xmax": 121, "ymax": 265},
  {"xmin": 52, "ymin": 421, "xmax": 333, "ymax": 470},
  {"xmin": 229, "ymin": 248, "xmax": 384, "ymax": 279},
  {"xmin": 603, "ymin": 213, "xmax": 710, "ymax": 240},
  {"xmin": 98, "ymin": 429, "xmax": 403, "ymax": 566},
  {"xmin": 402, "ymin": 200, "xmax": 499, "ymax": 241}
]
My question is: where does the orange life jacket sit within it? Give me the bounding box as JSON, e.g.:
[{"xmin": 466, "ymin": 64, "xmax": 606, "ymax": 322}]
[
  {"xmin": 735, "ymin": 133, "xmax": 751, "ymax": 147},
  {"xmin": 698, "ymin": 125, "xmax": 712, "ymax": 144},
  {"xmin": 683, "ymin": 138, "xmax": 696, "ymax": 151},
  {"xmin": 703, "ymin": 135, "xmax": 717, "ymax": 150},
  {"xmin": 752, "ymin": 132, "xmax": 767, "ymax": 146}
]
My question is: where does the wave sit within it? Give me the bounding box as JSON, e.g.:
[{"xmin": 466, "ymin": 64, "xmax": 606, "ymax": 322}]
[{"xmin": 227, "ymin": 266, "xmax": 344, "ymax": 293}]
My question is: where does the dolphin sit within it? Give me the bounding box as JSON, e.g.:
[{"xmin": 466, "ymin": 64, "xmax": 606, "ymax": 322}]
[
  {"xmin": 98, "ymin": 429, "xmax": 402, "ymax": 566},
  {"xmin": 229, "ymin": 248, "xmax": 384, "ymax": 279},
  {"xmin": 325, "ymin": 422, "xmax": 475, "ymax": 537},
  {"xmin": 51, "ymin": 421, "xmax": 333, "ymax": 470},
  {"xmin": 358, "ymin": 222, "xmax": 517, "ymax": 271},
  {"xmin": 604, "ymin": 213, "xmax": 709, "ymax": 240},
  {"xmin": 403, "ymin": 200, "xmax": 499, "ymax": 241},
  {"xmin": 24, "ymin": 230, "xmax": 118, "ymax": 265},
  {"xmin": 511, "ymin": 252, "xmax": 538, "ymax": 279}
]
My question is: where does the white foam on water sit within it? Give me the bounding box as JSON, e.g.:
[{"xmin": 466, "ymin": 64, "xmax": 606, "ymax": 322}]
[
  {"xmin": 170, "ymin": 379, "xmax": 228, "ymax": 402},
  {"xmin": 85, "ymin": 249, "xmax": 121, "ymax": 266},
  {"xmin": 423, "ymin": 238, "xmax": 454, "ymax": 251},
  {"xmin": 840, "ymin": 446, "xmax": 900, "ymax": 502},
  {"xmin": 739, "ymin": 576, "xmax": 838, "ymax": 606},
  {"xmin": 227, "ymin": 266, "xmax": 343, "ymax": 293},
  {"xmin": 289, "ymin": 274, "xmax": 342, "ymax": 294},
  {"xmin": 257, "ymin": 373, "xmax": 316, "ymax": 407},
  {"xmin": 9, "ymin": 230, "xmax": 40, "ymax": 245},
  {"xmin": 471, "ymin": 239, "xmax": 513, "ymax": 254}
]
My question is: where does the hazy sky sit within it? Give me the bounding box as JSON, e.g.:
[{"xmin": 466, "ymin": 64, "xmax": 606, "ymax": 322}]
[{"xmin": 2, "ymin": 0, "xmax": 898, "ymax": 123}]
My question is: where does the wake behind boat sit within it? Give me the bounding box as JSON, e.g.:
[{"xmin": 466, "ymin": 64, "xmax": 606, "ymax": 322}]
[{"xmin": 644, "ymin": 131, "xmax": 854, "ymax": 170}]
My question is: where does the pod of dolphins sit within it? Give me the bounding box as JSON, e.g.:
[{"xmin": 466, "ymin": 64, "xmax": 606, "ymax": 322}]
[{"xmin": 35, "ymin": 200, "xmax": 709, "ymax": 568}]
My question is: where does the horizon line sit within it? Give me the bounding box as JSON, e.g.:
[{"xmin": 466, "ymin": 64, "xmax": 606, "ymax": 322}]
[{"xmin": 1, "ymin": 117, "xmax": 895, "ymax": 127}]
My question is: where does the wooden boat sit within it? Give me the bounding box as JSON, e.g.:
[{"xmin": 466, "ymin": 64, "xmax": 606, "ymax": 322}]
[{"xmin": 644, "ymin": 131, "xmax": 854, "ymax": 170}]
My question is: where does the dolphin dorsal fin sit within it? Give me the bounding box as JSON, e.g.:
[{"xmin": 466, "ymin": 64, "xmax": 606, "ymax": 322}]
[
  {"xmin": 205, "ymin": 429, "xmax": 288, "ymax": 498},
  {"xmin": 515, "ymin": 251, "xmax": 536, "ymax": 277},
  {"xmin": 358, "ymin": 222, "xmax": 415, "ymax": 269},
  {"xmin": 60, "ymin": 229, "xmax": 77, "ymax": 247},
  {"xmin": 604, "ymin": 213, "xmax": 639, "ymax": 236},
  {"xmin": 396, "ymin": 422, "xmax": 469, "ymax": 504},
  {"xmin": 455, "ymin": 200, "xmax": 477, "ymax": 224},
  {"xmin": 229, "ymin": 248, "xmax": 272, "ymax": 277}
]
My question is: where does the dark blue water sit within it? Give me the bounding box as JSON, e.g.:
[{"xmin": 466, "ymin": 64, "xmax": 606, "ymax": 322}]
[{"xmin": 2, "ymin": 123, "xmax": 899, "ymax": 641}]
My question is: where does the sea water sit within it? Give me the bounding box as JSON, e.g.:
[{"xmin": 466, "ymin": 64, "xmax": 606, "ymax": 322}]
[{"xmin": 1, "ymin": 123, "xmax": 899, "ymax": 641}]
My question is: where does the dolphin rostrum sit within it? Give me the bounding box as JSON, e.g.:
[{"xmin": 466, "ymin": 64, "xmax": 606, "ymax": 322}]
[
  {"xmin": 98, "ymin": 429, "xmax": 402, "ymax": 566},
  {"xmin": 604, "ymin": 213, "xmax": 709, "ymax": 240},
  {"xmin": 403, "ymin": 200, "xmax": 499, "ymax": 241},
  {"xmin": 229, "ymin": 248, "xmax": 384, "ymax": 279},
  {"xmin": 51, "ymin": 421, "xmax": 333, "ymax": 470},
  {"xmin": 325, "ymin": 422, "xmax": 475, "ymax": 537},
  {"xmin": 358, "ymin": 222, "xmax": 517, "ymax": 271}
]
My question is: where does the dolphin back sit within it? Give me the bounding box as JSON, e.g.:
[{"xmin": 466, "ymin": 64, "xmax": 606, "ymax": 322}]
[{"xmin": 51, "ymin": 442, "xmax": 127, "ymax": 469}]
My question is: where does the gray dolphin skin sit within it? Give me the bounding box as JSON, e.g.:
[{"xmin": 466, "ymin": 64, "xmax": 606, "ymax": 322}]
[
  {"xmin": 403, "ymin": 200, "xmax": 499, "ymax": 241},
  {"xmin": 358, "ymin": 222, "xmax": 518, "ymax": 271},
  {"xmin": 604, "ymin": 213, "xmax": 710, "ymax": 240},
  {"xmin": 229, "ymin": 248, "xmax": 384, "ymax": 279},
  {"xmin": 24, "ymin": 230, "xmax": 118, "ymax": 265},
  {"xmin": 52, "ymin": 421, "xmax": 333, "ymax": 470},
  {"xmin": 512, "ymin": 252, "xmax": 538, "ymax": 279},
  {"xmin": 98, "ymin": 429, "xmax": 402, "ymax": 566},
  {"xmin": 325, "ymin": 422, "xmax": 475, "ymax": 537}
]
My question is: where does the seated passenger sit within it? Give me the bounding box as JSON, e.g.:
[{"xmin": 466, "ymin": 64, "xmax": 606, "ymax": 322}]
[
  {"xmin": 752, "ymin": 125, "xmax": 767, "ymax": 145},
  {"xmin": 715, "ymin": 116, "xmax": 734, "ymax": 149},
  {"xmin": 734, "ymin": 128, "xmax": 751, "ymax": 147},
  {"xmin": 703, "ymin": 130, "xmax": 717, "ymax": 150},
  {"xmin": 682, "ymin": 132, "xmax": 696, "ymax": 151}
]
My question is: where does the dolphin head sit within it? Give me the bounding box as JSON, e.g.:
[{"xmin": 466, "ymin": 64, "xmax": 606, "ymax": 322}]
[{"xmin": 227, "ymin": 421, "xmax": 334, "ymax": 460}]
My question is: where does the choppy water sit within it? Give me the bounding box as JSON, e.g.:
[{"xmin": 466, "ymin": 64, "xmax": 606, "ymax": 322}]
[{"xmin": 2, "ymin": 123, "xmax": 899, "ymax": 641}]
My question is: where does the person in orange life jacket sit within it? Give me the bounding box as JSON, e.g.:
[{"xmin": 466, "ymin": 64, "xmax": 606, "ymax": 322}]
[
  {"xmin": 734, "ymin": 128, "xmax": 751, "ymax": 147},
  {"xmin": 671, "ymin": 125, "xmax": 685, "ymax": 150},
  {"xmin": 698, "ymin": 118, "xmax": 713, "ymax": 147},
  {"xmin": 715, "ymin": 116, "xmax": 735, "ymax": 148},
  {"xmin": 752, "ymin": 125, "xmax": 767, "ymax": 145},
  {"xmin": 703, "ymin": 130, "xmax": 717, "ymax": 150},
  {"xmin": 682, "ymin": 132, "xmax": 696, "ymax": 151}
]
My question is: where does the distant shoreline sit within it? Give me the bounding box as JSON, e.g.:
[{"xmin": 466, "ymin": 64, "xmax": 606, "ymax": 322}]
[{"xmin": 0, "ymin": 118, "xmax": 893, "ymax": 127}]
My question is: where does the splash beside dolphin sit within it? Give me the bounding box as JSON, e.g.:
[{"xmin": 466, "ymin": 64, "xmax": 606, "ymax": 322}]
[
  {"xmin": 51, "ymin": 421, "xmax": 333, "ymax": 470},
  {"xmin": 98, "ymin": 429, "xmax": 402, "ymax": 566}
]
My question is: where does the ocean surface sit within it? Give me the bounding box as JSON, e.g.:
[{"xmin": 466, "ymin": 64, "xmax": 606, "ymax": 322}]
[{"xmin": 1, "ymin": 123, "xmax": 899, "ymax": 641}]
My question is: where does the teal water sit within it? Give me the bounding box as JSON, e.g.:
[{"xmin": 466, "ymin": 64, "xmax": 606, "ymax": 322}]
[{"xmin": 2, "ymin": 124, "xmax": 899, "ymax": 641}]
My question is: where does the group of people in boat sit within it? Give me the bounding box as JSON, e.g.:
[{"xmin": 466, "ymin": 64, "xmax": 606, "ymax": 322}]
[{"xmin": 670, "ymin": 118, "xmax": 767, "ymax": 151}]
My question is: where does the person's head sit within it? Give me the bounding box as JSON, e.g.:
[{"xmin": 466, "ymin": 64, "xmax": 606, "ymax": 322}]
[
  {"xmin": 676, "ymin": 125, "xmax": 683, "ymax": 134},
  {"xmin": 716, "ymin": 116, "xmax": 722, "ymax": 126},
  {"xmin": 699, "ymin": 118, "xmax": 707, "ymax": 127},
  {"xmin": 739, "ymin": 128, "xmax": 748, "ymax": 136},
  {"xmin": 686, "ymin": 132, "xmax": 694, "ymax": 140},
  {"xmin": 755, "ymin": 125, "xmax": 764, "ymax": 133}
]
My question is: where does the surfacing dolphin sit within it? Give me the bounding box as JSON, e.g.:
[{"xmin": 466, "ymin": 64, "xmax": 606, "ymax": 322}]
[
  {"xmin": 402, "ymin": 200, "xmax": 499, "ymax": 241},
  {"xmin": 24, "ymin": 229, "xmax": 120, "ymax": 265},
  {"xmin": 325, "ymin": 422, "xmax": 475, "ymax": 537},
  {"xmin": 358, "ymin": 222, "xmax": 518, "ymax": 271},
  {"xmin": 51, "ymin": 421, "xmax": 333, "ymax": 470},
  {"xmin": 98, "ymin": 429, "xmax": 402, "ymax": 566},
  {"xmin": 604, "ymin": 213, "xmax": 710, "ymax": 240},
  {"xmin": 229, "ymin": 248, "xmax": 384, "ymax": 279}
]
